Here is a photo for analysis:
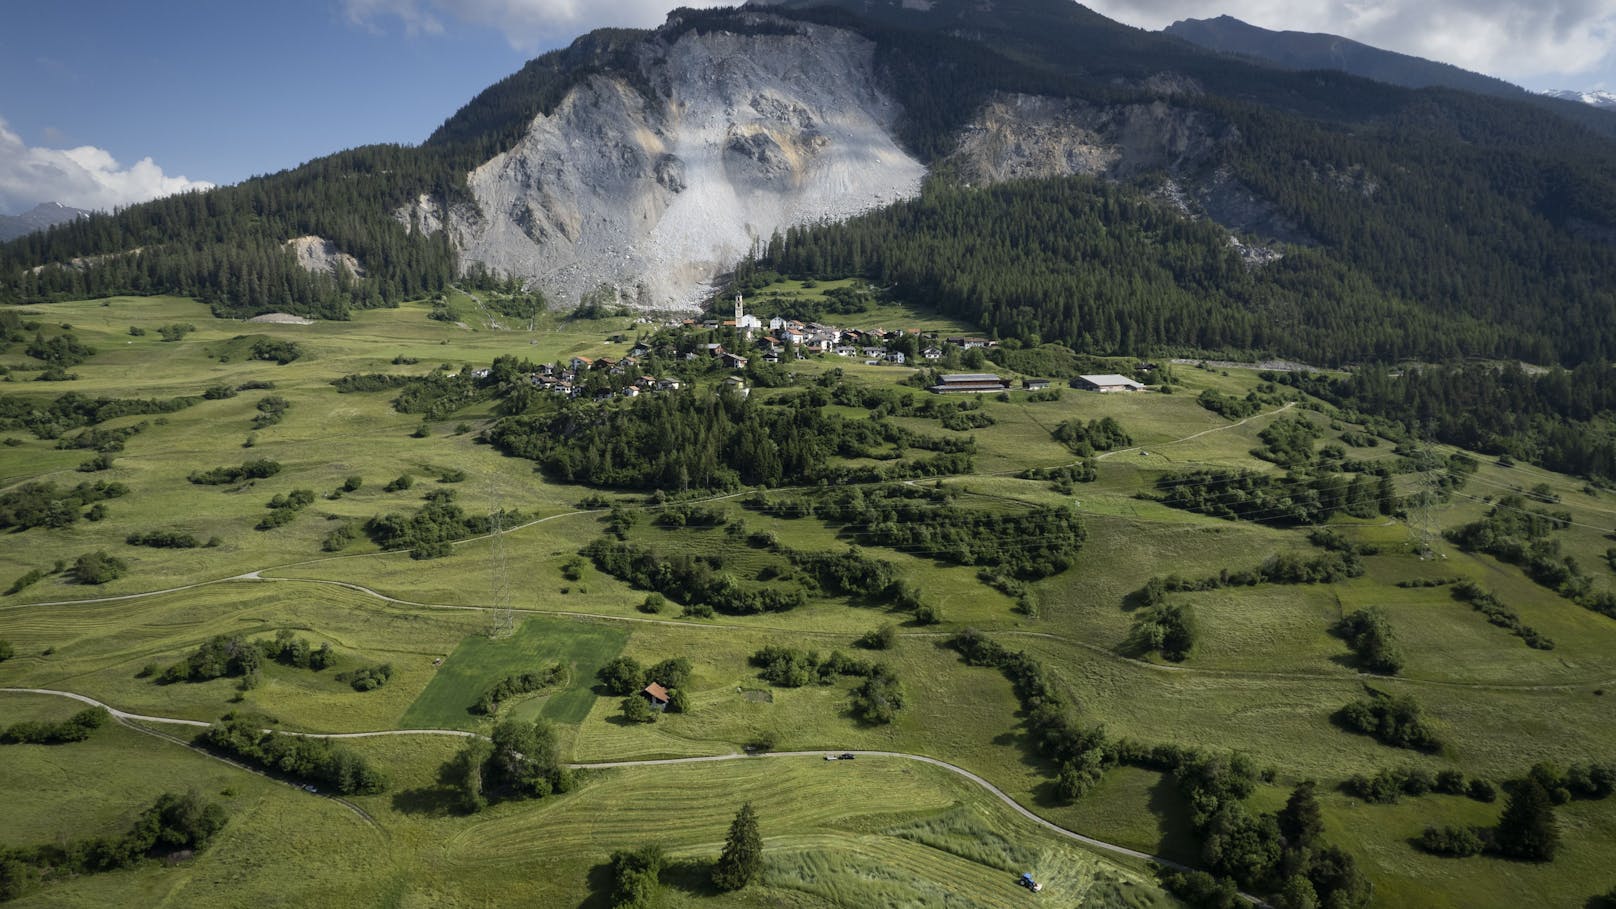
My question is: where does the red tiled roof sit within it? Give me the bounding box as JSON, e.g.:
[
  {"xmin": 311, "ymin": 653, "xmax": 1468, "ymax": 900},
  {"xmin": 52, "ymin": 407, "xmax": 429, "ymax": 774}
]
[{"xmin": 643, "ymin": 682, "xmax": 670, "ymax": 702}]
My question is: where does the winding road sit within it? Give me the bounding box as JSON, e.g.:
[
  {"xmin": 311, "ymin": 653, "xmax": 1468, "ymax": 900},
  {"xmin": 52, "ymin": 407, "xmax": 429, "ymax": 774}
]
[{"xmin": 3, "ymin": 686, "xmax": 1187, "ymax": 873}]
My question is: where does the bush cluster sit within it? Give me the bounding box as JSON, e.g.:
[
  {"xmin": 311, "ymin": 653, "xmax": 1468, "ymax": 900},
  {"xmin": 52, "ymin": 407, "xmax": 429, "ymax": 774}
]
[
  {"xmin": 1332, "ymin": 608, "xmax": 1404, "ymax": 674},
  {"xmin": 1333, "ymin": 691, "xmax": 1442, "ymax": 752},
  {"xmin": 472, "ymin": 664, "xmax": 564, "ymax": 714},
  {"xmin": 201, "ymin": 713, "xmax": 387, "ymax": 794},
  {"xmin": 1, "ymin": 707, "xmax": 107, "ymax": 745},
  {"xmin": 188, "ymin": 458, "xmax": 281, "ymax": 486},
  {"xmin": 0, "ymin": 791, "xmax": 227, "ymax": 902},
  {"xmin": 0, "ymin": 480, "xmax": 128, "ymax": 531}
]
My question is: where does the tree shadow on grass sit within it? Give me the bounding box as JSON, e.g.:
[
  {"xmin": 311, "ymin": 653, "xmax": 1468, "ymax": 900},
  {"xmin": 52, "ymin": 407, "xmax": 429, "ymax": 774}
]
[
  {"xmin": 662, "ymin": 858, "xmax": 721, "ymax": 898},
  {"xmin": 575, "ymin": 857, "xmax": 719, "ymax": 909},
  {"xmin": 389, "ymin": 785, "xmax": 461, "ymax": 817},
  {"xmin": 1146, "ymin": 773, "xmax": 1200, "ymax": 863},
  {"xmin": 391, "ymin": 756, "xmax": 469, "ymax": 817},
  {"xmin": 575, "ymin": 860, "xmax": 613, "ymax": 909}
]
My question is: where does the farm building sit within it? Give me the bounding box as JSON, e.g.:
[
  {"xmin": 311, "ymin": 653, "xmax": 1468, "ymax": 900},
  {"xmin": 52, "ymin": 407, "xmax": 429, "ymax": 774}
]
[
  {"xmin": 1076, "ymin": 374, "xmax": 1146, "ymax": 393},
  {"xmin": 929, "ymin": 373, "xmax": 1012, "ymax": 394},
  {"xmin": 642, "ymin": 683, "xmax": 670, "ymax": 711},
  {"xmin": 1023, "ymin": 379, "xmax": 1051, "ymax": 390}
]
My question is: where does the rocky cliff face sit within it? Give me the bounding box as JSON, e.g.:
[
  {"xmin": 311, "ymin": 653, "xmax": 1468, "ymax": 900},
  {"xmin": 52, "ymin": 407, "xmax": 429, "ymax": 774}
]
[
  {"xmin": 412, "ymin": 13, "xmax": 1296, "ymax": 309},
  {"xmin": 437, "ymin": 17, "xmax": 924, "ymax": 309},
  {"xmin": 946, "ymin": 91, "xmax": 1309, "ymax": 252}
]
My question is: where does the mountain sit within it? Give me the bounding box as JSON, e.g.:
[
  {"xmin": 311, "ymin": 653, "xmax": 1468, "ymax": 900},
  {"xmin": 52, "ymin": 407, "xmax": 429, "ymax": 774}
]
[
  {"xmin": 1543, "ymin": 89, "xmax": 1616, "ymax": 110},
  {"xmin": 0, "ymin": 202, "xmax": 90, "ymax": 242},
  {"xmin": 1164, "ymin": 15, "xmax": 1616, "ymax": 134},
  {"xmin": 6, "ymin": 0, "xmax": 1616, "ymax": 366},
  {"xmin": 1163, "ymin": 15, "xmax": 1528, "ymax": 96}
]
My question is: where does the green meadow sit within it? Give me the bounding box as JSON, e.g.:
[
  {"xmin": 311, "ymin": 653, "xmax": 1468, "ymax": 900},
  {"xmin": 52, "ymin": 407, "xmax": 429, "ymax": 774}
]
[{"xmin": 2, "ymin": 293, "xmax": 1615, "ymax": 907}]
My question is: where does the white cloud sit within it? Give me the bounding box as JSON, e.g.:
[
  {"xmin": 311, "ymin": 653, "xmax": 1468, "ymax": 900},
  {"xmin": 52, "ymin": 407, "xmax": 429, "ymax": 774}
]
[
  {"xmin": 0, "ymin": 117, "xmax": 213, "ymax": 215},
  {"xmin": 344, "ymin": 0, "xmax": 727, "ymax": 49},
  {"xmin": 1084, "ymin": 0, "xmax": 1616, "ymax": 84}
]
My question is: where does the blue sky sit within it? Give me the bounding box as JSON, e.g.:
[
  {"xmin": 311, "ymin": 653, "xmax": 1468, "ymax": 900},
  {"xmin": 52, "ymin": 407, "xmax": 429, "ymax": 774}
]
[
  {"xmin": 0, "ymin": 1, "xmax": 539, "ymax": 212},
  {"xmin": 2, "ymin": 0, "xmax": 1614, "ymax": 214}
]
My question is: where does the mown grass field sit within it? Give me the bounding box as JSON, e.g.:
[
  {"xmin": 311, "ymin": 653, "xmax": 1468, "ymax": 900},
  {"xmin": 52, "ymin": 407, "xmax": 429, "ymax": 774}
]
[
  {"xmin": 4, "ymin": 294, "xmax": 1616, "ymax": 907},
  {"xmin": 400, "ymin": 615, "xmax": 626, "ymax": 729}
]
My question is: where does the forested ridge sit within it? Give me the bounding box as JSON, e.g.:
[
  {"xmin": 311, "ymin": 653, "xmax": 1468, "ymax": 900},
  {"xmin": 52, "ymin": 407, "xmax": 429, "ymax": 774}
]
[{"xmin": 1276, "ymin": 366, "xmax": 1616, "ymax": 484}]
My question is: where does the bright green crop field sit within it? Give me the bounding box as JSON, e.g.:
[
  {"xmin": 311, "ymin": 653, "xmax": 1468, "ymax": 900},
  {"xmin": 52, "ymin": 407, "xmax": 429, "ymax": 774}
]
[{"xmin": 2, "ymin": 293, "xmax": 1615, "ymax": 907}]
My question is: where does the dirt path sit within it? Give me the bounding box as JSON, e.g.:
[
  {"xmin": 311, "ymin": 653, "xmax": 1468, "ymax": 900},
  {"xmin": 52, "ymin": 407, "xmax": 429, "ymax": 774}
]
[
  {"xmin": 1096, "ymin": 401, "xmax": 1294, "ymax": 461},
  {"xmin": 1, "ymin": 687, "xmax": 380, "ymax": 828}
]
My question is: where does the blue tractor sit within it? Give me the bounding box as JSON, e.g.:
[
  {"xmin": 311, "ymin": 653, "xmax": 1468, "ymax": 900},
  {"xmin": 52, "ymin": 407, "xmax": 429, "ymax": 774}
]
[{"xmin": 1018, "ymin": 872, "xmax": 1043, "ymax": 893}]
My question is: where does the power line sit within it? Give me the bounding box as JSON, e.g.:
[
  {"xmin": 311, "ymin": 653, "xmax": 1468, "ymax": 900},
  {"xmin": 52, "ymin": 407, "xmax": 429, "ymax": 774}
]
[{"xmin": 487, "ymin": 469, "xmax": 515, "ymax": 639}]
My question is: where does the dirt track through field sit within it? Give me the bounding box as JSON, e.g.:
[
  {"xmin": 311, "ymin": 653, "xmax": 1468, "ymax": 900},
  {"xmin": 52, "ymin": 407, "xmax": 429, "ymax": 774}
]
[{"xmin": 0, "ymin": 687, "xmax": 1199, "ymax": 879}]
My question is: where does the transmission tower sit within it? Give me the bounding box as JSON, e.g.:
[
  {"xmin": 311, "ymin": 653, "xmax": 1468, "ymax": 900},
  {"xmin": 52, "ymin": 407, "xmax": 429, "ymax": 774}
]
[
  {"xmin": 1409, "ymin": 469, "xmax": 1441, "ymax": 560},
  {"xmin": 487, "ymin": 469, "xmax": 515, "ymax": 638}
]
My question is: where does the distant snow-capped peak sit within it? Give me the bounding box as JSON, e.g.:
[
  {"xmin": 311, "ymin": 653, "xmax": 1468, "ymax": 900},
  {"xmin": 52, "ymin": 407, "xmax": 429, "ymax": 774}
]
[{"xmin": 1541, "ymin": 89, "xmax": 1616, "ymax": 109}]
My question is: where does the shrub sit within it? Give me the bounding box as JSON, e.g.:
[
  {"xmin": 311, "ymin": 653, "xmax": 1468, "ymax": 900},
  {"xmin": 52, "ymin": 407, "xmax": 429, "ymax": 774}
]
[
  {"xmin": 72, "ymin": 551, "xmax": 126, "ymax": 585},
  {"xmin": 1333, "ymin": 693, "xmax": 1442, "ymax": 752},
  {"xmin": 2, "ymin": 707, "xmax": 108, "ymax": 744},
  {"xmin": 621, "ymin": 695, "xmax": 655, "ymax": 723},
  {"xmin": 6, "ymin": 570, "xmax": 45, "ymax": 595},
  {"xmin": 126, "ymin": 530, "xmax": 200, "ymax": 549},
  {"xmin": 1332, "ymin": 608, "xmax": 1404, "ymax": 674},
  {"xmin": 857, "ymin": 624, "xmax": 898, "ymax": 650},
  {"xmin": 249, "ymin": 338, "xmax": 303, "ymax": 364},
  {"xmin": 1127, "ymin": 603, "xmax": 1196, "ymax": 661},
  {"xmin": 337, "ymin": 664, "xmax": 394, "ymax": 692},
  {"xmin": 597, "ymin": 657, "xmax": 645, "ymax": 696},
  {"xmin": 1418, "ymin": 825, "xmax": 1486, "ymax": 857},
  {"xmin": 200, "ymin": 713, "xmax": 387, "ymax": 794},
  {"xmin": 188, "ymin": 458, "xmax": 281, "ymax": 486},
  {"xmin": 609, "ymin": 843, "xmax": 666, "ymax": 909}
]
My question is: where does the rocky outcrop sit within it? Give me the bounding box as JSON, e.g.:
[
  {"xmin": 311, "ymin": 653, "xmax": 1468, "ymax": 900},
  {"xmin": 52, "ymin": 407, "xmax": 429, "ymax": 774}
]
[
  {"xmin": 286, "ymin": 236, "xmax": 365, "ymax": 278},
  {"xmin": 441, "ymin": 17, "xmax": 924, "ymax": 309},
  {"xmin": 947, "ymin": 93, "xmax": 1227, "ymax": 184},
  {"xmin": 949, "ymin": 92, "xmax": 1312, "ymax": 253}
]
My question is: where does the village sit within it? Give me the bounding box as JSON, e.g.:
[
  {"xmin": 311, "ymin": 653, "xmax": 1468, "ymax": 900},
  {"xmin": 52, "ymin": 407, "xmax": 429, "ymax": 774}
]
[{"xmin": 513, "ymin": 295, "xmax": 1151, "ymax": 402}]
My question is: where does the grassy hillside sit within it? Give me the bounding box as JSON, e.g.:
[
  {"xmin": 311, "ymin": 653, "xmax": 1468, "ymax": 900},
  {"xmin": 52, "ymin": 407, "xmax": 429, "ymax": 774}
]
[{"xmin": 2, "ymin": 295, "xmax": 1616, "ymax": 906}]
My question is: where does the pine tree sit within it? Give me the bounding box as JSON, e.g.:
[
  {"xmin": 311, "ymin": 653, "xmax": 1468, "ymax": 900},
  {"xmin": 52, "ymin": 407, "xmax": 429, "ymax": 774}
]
[
  {"xmin": 1278, "ymin": 781, "xmax": 1324, "ymax": 849},
  {"xmin": 711, "ymin": 802, "xmax": 762, "ymax": 891},
  {"xmin": 1494, "ymin": 778, "xmax": 1559, "ymax": 861}
]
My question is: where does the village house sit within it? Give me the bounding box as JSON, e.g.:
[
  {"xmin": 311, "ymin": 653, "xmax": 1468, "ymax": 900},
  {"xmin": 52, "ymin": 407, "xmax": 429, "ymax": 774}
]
[
  {"xmin": 922, "ymin": 346, "xmax": 943, "ymax": 360},
  {"xmin": 642, "ymin": 683, "xmax": 670, "ymax": 711},
  {"xmin": 721, "ymin": 352, "xmax": 750, "ymax": 370},
  {"xmin": 569, "ymin": 355, "xmax": 593, "ymax": 371}
]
